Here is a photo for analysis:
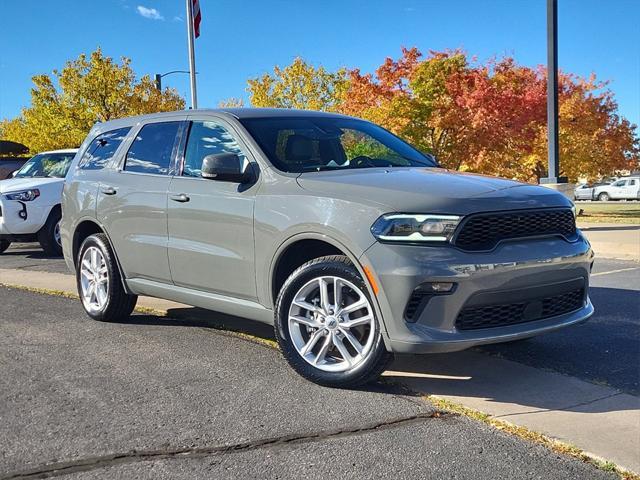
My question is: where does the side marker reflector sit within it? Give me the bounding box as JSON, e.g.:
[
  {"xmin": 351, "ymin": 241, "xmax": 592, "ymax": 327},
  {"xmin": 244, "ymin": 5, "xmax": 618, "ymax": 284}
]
[{"xmin": 363, "ymin": 265, "xmax": 379, "ymax": 296}]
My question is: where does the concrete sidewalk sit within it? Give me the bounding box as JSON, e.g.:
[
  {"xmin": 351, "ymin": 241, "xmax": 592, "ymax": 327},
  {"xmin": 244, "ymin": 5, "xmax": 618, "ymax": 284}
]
[
  {"xmin": 579, "ymin": 222, "xmax": 639, "ymax": 261},
  {"xmin": 1, "ymin": 266, "xmax": 638, "ymax": 474}
]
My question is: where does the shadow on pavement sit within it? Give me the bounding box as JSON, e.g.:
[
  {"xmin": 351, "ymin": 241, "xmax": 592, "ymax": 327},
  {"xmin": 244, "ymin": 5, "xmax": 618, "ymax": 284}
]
[
  {"xmin": 121, "ymin": 287, "xmax": 638, "ymax": 413},
  {"xmin": 128, "ymin": 306, "xmax": 276, "ymax": 341}
]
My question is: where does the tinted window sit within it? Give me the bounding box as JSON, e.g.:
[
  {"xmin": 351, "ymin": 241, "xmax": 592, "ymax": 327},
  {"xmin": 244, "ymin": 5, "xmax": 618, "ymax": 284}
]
[
  {"xmin": 125, "ymin": 122, "xmax": 180, "ymax": 175},
  {"xmin": 182, "ymin": 121, "xmax": 247, "ymax": 177},
  {"xmin": 240, "ymin": 117, "xmax": 435, "ymax": 173},
  {"xmin": 79, "ymin": 127, "xmax": 130, "ymax": 170},
  {"xmin": 629, "ymin": 179, "xmax": 636, "ymax": 186},
  {"xmin": 613, "ymin": 180, "xmax": 626, "ymax": 186}
]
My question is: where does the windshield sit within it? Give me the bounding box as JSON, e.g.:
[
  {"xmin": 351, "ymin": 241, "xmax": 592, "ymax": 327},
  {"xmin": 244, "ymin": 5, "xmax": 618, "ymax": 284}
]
[
  {"xmin": 14, "ymin": 152, "xmax": 76, "ymax": 178},
  {"xmin": 240, "ymin": 117, "xmax": 436, "ymax": 173}
]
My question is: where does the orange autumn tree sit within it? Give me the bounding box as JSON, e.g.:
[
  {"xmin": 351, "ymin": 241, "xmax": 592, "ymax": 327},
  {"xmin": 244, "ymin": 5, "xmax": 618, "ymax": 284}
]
[{"xmin": 341, "ymin": 48, "xmax": 638, "ymax": 182}]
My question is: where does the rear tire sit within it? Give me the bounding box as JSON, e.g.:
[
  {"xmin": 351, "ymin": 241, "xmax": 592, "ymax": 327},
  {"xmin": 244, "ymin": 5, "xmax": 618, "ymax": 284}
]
[
  {"xmin": 0, "ymin": 240, "xmax": 10, "ymax": 254},
  {"xmin": 274, "ymin": 255, "xmax": 392, "ymax": 388},
  {"xmin": 597, "ymin": 192, "xmax": 610, "ymax": 201},
  {"xmin": 37, "ymin": 208, "xmax": 63, "ymax": 256},
  {"xmin": 76, "ymin": 233, "xmax": 137, "ymax": 322}
]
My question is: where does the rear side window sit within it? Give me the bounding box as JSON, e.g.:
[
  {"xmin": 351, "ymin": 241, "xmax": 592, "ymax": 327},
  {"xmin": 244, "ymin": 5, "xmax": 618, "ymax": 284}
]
[
  {"xmin": 629, "ymin": 179, "xmax": 637, "ymax": 186},
  {"xmin": 124, "ymin": 122, "xmax": 181, "ymax": 175},
  {"xmin": 79, "ymin": 127, "xmax": 131, "ymax": 170}
]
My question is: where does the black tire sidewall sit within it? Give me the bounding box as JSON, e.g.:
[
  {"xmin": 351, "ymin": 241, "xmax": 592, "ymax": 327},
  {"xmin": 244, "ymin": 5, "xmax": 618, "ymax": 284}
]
[
  {"xmin": 0, "ymin": 240, "xmax": 10, "ymax": 254},
  {"xmin": 275, "ymin": 257, "xmax": 390, "ymax": 388},
  {"xmin": 76, "ymin": 233, "xmax": 136, "ymax": 322},
  {"xmin": 38, "ymin": 208, "xmax": 62, "ymax": 256}
]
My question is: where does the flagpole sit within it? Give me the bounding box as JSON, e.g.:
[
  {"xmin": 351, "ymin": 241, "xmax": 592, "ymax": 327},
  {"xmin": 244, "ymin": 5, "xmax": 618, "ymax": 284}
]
[{"xmin": 185, "ymin": 0, "xmax": 198, "ymax": 109}]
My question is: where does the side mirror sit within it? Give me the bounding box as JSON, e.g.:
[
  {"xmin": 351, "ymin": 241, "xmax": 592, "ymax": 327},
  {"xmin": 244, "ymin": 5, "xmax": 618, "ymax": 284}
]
[{"xmin": 201, "ymin": 153, "xmax": 249, "ymax": 183}]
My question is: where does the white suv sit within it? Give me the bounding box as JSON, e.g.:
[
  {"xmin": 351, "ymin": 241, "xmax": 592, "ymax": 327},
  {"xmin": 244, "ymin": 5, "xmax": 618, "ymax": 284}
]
[{"xmin": 0, "ymin": 149, "xmax": 77, "ymax": 255}]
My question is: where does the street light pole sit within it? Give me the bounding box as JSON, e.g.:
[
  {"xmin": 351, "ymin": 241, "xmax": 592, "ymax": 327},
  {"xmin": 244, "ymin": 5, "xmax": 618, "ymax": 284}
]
[
  {"xmin": 541, "ymin": 0, "xmax": 566, "ymax": 185},
  {"xmin": 153, "ymin": 70, "xmax": 193, "ymax": 93}
]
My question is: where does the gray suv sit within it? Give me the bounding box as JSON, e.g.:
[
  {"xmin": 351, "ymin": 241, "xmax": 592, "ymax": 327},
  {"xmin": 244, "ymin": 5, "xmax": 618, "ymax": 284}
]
[{"xmin": 61, "ymin": 109, "xmax": 594, "ymax": 387}]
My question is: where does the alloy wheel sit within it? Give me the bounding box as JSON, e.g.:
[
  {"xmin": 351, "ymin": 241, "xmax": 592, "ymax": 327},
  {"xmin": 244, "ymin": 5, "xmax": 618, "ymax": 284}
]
[
  {"xmin": 80, "ymin": 246, "xmax": 109, "ymax": 313},
  {"xmin": 288, "ymin": 276, "xmax": 375, "ymax": 372}
]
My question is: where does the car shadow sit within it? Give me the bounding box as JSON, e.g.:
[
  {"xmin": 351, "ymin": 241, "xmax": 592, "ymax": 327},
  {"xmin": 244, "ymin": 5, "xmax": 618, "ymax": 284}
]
[
  {"xmin": 127, "ymin": 306, "xmax": 276, "ymax": 342},
  {"xmin": 4, "ymin": 245, "xmax": 62, "ymax": 260},
  {"xmin": 121, "ymin": 287, "xmax": 638, "ymax": 413}
]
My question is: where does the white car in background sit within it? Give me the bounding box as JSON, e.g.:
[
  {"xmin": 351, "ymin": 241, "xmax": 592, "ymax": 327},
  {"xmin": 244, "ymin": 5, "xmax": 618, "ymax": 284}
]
[
  {"xmin": 592, "ymin": 176, "xmax": 640, "ymax": 201},
  {"xmin": 0, "ymin": 149, "xmax": 77, "ymax": 255},
  {"xmin": 574, "ymin": 183, "xmax": 595, "ymax": 201}
]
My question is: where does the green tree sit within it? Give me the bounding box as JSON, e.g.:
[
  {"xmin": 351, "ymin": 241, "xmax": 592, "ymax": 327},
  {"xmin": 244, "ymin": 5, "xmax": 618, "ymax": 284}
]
[
  {"xmin": 0, "ymin": 48, "xmax": 185, "ymax": 153},
  {"xmin": 247, "ymin": 57, "xmax": 349, "ymax": 112}
]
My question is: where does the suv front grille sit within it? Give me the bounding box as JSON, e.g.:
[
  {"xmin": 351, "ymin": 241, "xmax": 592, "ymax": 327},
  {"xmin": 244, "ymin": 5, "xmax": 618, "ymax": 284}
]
[
  {"xmin": 455, "ymin": 287, "xmax": 585, "ymax": 330},
  {"xmin": 454, "ymin": 209, "xmax": 576, "ymax": 251}
]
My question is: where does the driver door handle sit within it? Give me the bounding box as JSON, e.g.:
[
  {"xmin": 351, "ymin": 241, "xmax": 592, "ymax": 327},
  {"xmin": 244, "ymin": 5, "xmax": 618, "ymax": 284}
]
[
  {"xmin": 170, "ymin": 193, "xmax": 190, "ymax": 203},
  {"xmin": 101, "ymin": 186, "xmax": 117, "ymax": 195}
]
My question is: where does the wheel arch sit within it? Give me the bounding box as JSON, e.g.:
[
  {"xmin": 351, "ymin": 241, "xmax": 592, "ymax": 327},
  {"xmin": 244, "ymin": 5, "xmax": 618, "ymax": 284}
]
[
  {"xmin": 268, "ymin": 233, "xmax": 386, "ymax": 335},
  {"xmin": 71, "ymin": 219, "xmax": 133, "ymax": 294}
]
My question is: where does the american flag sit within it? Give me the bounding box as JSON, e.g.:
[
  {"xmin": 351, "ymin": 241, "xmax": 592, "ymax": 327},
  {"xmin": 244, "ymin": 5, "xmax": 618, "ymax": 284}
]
[{"xmin": 192, "ymin": 0, "xmax": 201, "ymax": 38}]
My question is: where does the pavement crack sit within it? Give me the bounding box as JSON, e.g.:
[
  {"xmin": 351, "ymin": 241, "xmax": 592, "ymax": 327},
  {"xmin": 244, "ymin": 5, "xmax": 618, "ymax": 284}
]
[{"xmin": 1, "ymin": 412, "xmax": 447, "ymax": 479}]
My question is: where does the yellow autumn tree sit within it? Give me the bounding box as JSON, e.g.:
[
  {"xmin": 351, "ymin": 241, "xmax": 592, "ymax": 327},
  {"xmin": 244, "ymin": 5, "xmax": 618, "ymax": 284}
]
[
  {"xmin": 0, "ymin": 48, "xmax": 185, "ymax": 153},
  {"xmin": 247, "ymin": 57, "xmax": 349, "ymax": 112}
]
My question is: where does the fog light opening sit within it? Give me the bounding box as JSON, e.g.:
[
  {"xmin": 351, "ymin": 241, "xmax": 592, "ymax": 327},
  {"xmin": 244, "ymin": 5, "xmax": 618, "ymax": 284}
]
[{"xmin": 425, "ymin": 282, "xmax": 454, "ymax": 293}]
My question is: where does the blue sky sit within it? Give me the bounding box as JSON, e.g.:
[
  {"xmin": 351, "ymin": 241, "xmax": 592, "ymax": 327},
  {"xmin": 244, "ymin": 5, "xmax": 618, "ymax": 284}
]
[{"xmin": 1, "ymin": 0, "xmax": 638, "ymax": 126}]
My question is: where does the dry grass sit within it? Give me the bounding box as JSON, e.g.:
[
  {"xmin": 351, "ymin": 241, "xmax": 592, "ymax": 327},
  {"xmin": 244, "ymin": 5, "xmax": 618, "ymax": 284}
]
[{"xmin": 576, "ymin": 202, "xmax": 640, "ymax": 224}]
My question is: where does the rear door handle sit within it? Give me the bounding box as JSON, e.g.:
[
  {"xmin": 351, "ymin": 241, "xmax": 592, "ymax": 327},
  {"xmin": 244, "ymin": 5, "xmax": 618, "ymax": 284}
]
[
  {"xmin": 170, "ymin": 193, "xmax": 190, "ymax": 203},
  {"xmin": 101, "ymin": 186, "xmax": 117, "ymax": 195}
]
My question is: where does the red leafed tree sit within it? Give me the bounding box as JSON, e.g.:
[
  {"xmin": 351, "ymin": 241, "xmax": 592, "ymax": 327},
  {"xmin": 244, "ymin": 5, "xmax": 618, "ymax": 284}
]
[{"xmin": 341, "ymin": 48, "xmax": 638, "ymax": 182}]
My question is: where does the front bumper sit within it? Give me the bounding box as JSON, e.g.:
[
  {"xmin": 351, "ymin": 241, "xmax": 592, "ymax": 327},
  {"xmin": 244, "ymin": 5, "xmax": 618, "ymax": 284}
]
[
  {"xmin": 0, "ymin": 197, "xmax": 51, "ymax": 238},
  {"xmin": 361, "ymin": 232, "xmax": 595, "ymax": 354}
]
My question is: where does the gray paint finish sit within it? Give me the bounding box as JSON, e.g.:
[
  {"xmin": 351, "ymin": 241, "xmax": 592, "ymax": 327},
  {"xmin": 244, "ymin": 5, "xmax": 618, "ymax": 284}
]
[{"xmin": 61, "ymin": 108, "xmax": 593, "ymax": 354}]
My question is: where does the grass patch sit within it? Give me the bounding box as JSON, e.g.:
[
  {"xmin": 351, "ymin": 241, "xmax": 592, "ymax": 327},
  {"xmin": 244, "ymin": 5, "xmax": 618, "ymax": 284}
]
[
  {"xmin": 576, "ymin": 202, "xmax": 640, "ymax": 224},
  {"xmin": 428, "ymin": 395, "xmax": 639, "ymax": 480}
]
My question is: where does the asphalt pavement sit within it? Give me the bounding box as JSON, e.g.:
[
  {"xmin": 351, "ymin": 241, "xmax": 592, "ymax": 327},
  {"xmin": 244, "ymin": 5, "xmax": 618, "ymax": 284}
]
[
  {"xmin": 0, "ymin": 287, "xmax": 616, "ymax": 480},
  {"xmin": 4, "ymin": 243, "xmax": 638, "ymax": 395}
]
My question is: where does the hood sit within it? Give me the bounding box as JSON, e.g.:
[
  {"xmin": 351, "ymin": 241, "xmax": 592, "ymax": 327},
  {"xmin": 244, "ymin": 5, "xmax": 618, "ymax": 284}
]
[
  {"xmin": 0, "ymin": 177, "xmax": 64, "ymax": 195},
  {"xmin": 297, "ymin": 168, "xmax": 572, "ymax": 215}
]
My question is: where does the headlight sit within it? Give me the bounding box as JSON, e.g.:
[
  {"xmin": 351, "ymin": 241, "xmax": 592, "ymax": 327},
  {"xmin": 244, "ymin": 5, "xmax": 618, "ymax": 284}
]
[
  {"xmin": 371, "ymin": 214, "xmax": 462, "ymax": 243},
  {"xmin": 4, "ymin": 189, "xmax": 40, "ymax": 201}
]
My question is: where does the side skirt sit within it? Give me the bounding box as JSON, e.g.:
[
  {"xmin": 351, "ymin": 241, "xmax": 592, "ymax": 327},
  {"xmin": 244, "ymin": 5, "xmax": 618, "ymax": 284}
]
[{"xmin": 126, "ymin": 278, "xmax": 274, "ymax": 325}]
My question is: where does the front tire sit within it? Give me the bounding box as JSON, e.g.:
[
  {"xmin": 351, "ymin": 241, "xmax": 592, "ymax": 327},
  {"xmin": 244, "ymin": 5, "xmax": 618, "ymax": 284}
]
[
  {"xmin": 0, "ymin": 240, "xmax": 10, "ymax": 254},
  {"xmin": 274, "ymin": 255, "xmax": 392, "ymax": 388},
  {"xmin": 37, "ymin": 208, "xmax": 63, "ymax": 256},
  {"xmin": 76, "ymin": 233, "xmax": 137, "ymax": 322}
]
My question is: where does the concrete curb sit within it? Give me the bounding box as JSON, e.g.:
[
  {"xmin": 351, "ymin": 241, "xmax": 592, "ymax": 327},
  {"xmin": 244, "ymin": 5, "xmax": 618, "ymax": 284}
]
[
  {"xmin": 386, "ymin": 352, "xmax": 640, "ymax": 474},
  {"xmin": 1, "ymin": 266, "xmax": 639, "ymax": 474}
]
